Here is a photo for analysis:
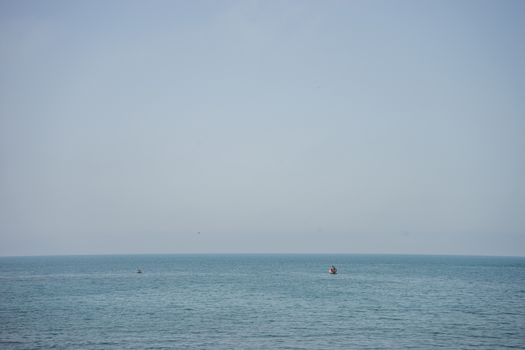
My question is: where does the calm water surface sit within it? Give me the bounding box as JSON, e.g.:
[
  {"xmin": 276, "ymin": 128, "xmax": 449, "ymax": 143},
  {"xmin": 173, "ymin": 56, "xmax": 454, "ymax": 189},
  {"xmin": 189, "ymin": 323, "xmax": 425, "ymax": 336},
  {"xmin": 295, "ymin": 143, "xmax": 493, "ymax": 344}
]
[{"xmin": 1, "ymin": 254, "xmax": 524, "ymax": 349}]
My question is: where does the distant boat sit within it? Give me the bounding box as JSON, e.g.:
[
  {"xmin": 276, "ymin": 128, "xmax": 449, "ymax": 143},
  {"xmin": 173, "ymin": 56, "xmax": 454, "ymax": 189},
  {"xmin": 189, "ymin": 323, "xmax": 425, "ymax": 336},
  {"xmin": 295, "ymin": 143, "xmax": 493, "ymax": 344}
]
[
  {"xmin": 328, "ymin": 265, "xmax": 337, "ymax": 274},
  {"xmin": 136, "ymin": 268, "xmax": 143, "ymax": 274}
]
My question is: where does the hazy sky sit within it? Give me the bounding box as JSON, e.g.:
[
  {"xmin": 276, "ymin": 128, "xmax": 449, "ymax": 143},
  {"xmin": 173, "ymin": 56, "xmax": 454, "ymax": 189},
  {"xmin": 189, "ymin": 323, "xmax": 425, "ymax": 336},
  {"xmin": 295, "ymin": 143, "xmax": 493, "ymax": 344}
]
[{"xmin": 1, "ymin": 0, "xmax": 524, "ymax": 256}]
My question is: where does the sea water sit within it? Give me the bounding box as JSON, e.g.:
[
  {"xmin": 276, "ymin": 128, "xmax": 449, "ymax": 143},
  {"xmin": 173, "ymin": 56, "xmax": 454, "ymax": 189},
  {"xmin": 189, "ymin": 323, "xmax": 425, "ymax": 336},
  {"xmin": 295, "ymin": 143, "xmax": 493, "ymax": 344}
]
[{"xmin": 1, "ymin": 254, "xmax": 524, "ymax": 349}]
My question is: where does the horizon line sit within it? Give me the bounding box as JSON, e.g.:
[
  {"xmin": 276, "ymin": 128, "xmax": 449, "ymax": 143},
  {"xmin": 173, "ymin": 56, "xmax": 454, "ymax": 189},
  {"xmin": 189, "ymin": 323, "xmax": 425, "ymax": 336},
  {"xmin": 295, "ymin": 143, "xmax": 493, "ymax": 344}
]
[{"xmin": 1, "ymin": 252, "xmax": 524, "ymax": 258}]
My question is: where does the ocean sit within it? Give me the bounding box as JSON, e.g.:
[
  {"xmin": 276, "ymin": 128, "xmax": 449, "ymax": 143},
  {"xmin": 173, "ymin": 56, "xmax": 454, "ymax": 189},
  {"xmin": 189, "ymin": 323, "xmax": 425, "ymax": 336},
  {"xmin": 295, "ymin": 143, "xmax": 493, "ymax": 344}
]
[{"xmin": 1, "ymin": 254, "xmax": 524, "ymax": 349}]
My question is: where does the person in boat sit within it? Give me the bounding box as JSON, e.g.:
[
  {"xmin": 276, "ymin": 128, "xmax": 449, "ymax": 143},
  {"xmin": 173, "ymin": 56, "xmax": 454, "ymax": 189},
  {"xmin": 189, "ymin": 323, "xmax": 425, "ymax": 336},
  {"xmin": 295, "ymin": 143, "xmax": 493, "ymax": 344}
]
[{"xmin": 329, "ymin": 265, "xmax": 337, "ymax": 274}]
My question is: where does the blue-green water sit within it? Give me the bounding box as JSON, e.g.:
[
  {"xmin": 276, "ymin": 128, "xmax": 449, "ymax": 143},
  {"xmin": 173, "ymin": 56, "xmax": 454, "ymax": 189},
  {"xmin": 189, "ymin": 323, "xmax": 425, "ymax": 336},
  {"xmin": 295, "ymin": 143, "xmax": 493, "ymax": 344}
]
[{"xmin": 1, "ymin": 254, "xmax": 524, "ymax": 349}]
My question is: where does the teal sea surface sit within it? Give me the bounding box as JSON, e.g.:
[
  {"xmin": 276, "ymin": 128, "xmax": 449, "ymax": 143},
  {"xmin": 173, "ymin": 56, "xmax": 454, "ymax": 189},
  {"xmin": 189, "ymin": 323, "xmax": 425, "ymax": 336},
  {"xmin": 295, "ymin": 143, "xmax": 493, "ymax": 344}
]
[{"xmin": 1, "ymin": 254, "xmax": 524, "ymax": 349}]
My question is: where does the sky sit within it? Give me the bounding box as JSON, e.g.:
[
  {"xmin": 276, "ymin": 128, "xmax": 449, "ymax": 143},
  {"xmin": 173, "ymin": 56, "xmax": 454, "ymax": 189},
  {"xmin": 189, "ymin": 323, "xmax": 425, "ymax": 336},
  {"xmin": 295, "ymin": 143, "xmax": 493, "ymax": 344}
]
[{"xmin": 1, "ymin": 0, "xmax": 524, "ymax": 256}]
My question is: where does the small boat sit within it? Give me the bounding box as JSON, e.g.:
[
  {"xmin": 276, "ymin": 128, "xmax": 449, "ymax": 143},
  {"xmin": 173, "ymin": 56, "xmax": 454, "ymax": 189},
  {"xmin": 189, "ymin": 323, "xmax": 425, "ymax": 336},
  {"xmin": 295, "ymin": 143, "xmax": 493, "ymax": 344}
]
[
  {"xmin": 136, "ymin": 268, "xmax": 143, "ymax": 274},
  {"xmin": 328, "ymin": 265, "xmax": 337, "ymax": 274}
]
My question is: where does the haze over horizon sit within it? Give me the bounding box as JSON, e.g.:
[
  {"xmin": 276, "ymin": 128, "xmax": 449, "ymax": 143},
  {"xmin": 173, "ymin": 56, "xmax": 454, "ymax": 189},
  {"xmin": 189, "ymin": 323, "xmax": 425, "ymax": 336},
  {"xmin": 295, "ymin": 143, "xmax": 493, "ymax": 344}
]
[{"xmin": 1, "ymin": 0, "xmax": 524, "ymax": 257}]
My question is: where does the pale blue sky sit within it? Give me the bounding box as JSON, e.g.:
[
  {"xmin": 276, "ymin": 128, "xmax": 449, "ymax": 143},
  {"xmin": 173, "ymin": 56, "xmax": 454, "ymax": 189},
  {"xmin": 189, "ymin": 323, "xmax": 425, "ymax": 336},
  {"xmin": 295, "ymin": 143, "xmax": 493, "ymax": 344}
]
[{"xmin": 1, "ymin": 0, "xmax": 524, "ymax": 256}]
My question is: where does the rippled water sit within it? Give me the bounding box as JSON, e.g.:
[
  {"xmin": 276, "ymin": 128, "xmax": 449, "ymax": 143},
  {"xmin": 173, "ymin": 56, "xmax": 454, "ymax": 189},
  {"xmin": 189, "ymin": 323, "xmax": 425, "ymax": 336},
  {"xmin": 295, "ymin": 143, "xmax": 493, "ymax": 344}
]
[{"xmin": 1, "ymin": 254, "xmax": 524, "ymax": 349}]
